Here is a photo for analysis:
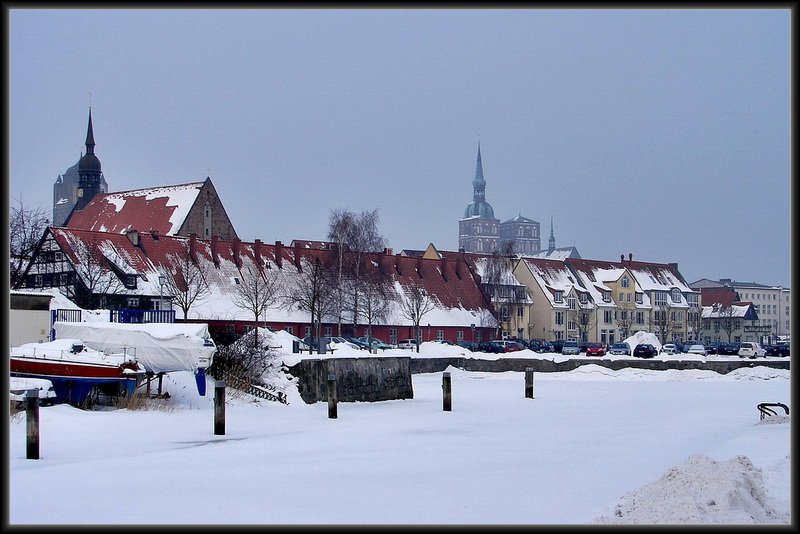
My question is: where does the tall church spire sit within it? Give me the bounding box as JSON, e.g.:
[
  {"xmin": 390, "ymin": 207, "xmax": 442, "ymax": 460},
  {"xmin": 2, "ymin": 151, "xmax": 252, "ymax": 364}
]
[
  {"xmin": 473, "ymin": 142, "xmax": 486, "ymax": 202},
  {"xmin": 548, "ymin": 215, "xmax": 556, "ymax": 252},
  {"xmin": 75, "ymin": 107, "xmax": 103, "ymax": 211}
]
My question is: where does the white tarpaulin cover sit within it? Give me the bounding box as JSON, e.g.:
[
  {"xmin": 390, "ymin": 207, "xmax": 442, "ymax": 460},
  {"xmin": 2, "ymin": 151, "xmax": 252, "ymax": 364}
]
[{"xmin": 53, "ymin": 321, "xmax": 216, "ymax": 374}]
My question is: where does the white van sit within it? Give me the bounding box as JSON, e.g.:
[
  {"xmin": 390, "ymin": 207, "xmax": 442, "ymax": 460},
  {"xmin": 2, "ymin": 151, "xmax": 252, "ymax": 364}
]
[{"xmin": 738, "ymin": 342, "xmax": 766, "ymax": 359}]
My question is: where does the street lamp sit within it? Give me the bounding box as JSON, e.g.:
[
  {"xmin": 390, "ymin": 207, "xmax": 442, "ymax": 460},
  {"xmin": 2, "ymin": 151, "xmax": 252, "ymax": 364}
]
[{"xmin": 158, "ymin": 274, "xmax": 166, "ymax": 311}]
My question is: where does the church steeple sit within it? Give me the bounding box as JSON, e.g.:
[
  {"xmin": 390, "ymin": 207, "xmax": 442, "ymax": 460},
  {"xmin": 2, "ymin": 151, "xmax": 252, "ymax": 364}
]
[
  {"xmin": 75, "ymin": 107, "xmax": 103, "ymax": 211},
  {"xmin": 473, "ymin": 141, "xmax": 486, "ymax": 201},
  {"xmin": 548, "ymin": 215, "xmax": 556, "ymax": 252}
]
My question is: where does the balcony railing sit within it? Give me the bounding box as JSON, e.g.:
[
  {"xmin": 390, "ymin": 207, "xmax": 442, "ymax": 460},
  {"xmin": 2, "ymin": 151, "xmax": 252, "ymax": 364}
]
[{"xmin": 109, "ymin": 309, "xmax": 176, "ymax": 324}]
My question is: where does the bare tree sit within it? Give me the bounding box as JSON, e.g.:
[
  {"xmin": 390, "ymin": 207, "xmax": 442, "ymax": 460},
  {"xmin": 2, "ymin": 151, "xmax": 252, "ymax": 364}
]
[
  {"xmin": 357, "ymin": 260, "xmax": 395, "ymax": 341},
  {"xmin": 159, "ymin": 253, "xmax": 210, "ymax": 320},
  {"xmin": 232, "ymin": 265, "xmax": 282, "ymax": 346},
  {"xmin": 327, "ymin": 208, "xmax": 386, "ymax": 336},
  {"xmin": 568, "ymin": 305, "xmax": 595, "ymax": 343},
  {"xmin": 718, "ymin": 305, "xmax": 738, "ymax": 342},
  {"xmin": 398, "ymin": 284, "xmax": 435, "ymax": 353},
  {"xmin": 10, "ymin": 199, "xmax": 50, "ymax": 288},
  {"xmin": 284, "ymin": 255, "xmax": 336, "ymax": 350},
  {"xmin": 615, "ymin": 300, "xmax": 637, "ymax": 339},
  {"xmin": 650, "ymin": 304, "xmax": 678, "ymax": 345},
  {"xmin": 69, "ymin": 235, "xmax": 126, "ymax": 309},
  {"xmin": 687, "ymin": 308, "xmax": 704, "ymax": 342}
]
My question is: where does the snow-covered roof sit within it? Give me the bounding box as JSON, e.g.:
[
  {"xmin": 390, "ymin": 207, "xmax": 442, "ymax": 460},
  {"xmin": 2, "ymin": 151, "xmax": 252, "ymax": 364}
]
[
  {"xmin": 519, "ymin": 257, "xmax": 582, "ymax": 309},
  {"xmin": 64, "ymin": 180, "xmax": 206, "ymax": 236},
  {"xmin": 701, "ymin": 304, "xmax": 754, "ymax": 319}
]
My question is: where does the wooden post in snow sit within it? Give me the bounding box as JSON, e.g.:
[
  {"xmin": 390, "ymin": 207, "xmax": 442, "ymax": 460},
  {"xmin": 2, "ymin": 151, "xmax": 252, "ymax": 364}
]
[
  {"xmin": 26, "ymin": 389, "xmax": 40, "ymax": 460},
  {"xmin": 525, "ymin": 367, "xmax": 535, "ymax": 399},
  {"xmin": 327, "ymin": 373, "xmax": 338, "ymax": 419},
  {"xmin": 442, "ymin": 372, "xmax": 452, "ymax": 411},
  {"xmin": 214, "ymin": 381, "xmax": 226, "ymax": 435}
]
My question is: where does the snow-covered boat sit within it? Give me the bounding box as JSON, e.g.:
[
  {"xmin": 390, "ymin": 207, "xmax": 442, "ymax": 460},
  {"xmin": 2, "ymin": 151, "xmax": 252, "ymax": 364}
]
[
  {"xmin": 52, "ymin": 321, "xmax": 217, "ymax": 396},
  {"xmin": 10, "ymin": 338, "xmax": 145, "ymax": 405}
]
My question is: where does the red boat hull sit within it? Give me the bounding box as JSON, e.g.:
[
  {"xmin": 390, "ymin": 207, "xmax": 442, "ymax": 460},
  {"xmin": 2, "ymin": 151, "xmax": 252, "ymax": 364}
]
[{"xmin": 10, "ymin": 356, "xmax": 134, "ymax": 379}]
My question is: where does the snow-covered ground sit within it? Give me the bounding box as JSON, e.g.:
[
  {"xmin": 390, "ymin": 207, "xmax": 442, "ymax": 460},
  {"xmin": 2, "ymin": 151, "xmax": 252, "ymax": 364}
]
[{"xmin": 8, "ymin": 340, "xmax": 791, "ymax": 525}]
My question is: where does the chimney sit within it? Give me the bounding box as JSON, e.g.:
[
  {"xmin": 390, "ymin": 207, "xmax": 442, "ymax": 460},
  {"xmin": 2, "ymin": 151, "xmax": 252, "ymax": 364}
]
[
  {"xmin": 254, "ymin": 239, "xmax": 262, "ymax": 267},
  {"xmin": 384, "ymin": 247, "xmax": 393, "ymax": 256},
  {"xmin": 628, "ymin": 253, "xmax": 633, "ymax": 262},
  {"xmin": 189, "ymin": 233, "xmax": 197, "ymax": 263},
  {"xmin": 232, "ymin": 238, "xmax": 241, "ymax": 268},
  {"xmin": 620, "ymin": 254, "xmax": 625, "ymax": 263},
  {"xmin": 126, "ymin": 229, "xmax": 140, "ymax": 247},
  {"xmin": 211, "ymin": 235, "xmax": 219, "ymax": 265},
  {"xmin": 149, "ymin": 229, "xmax": 159, "ymax": 239},
  {"xmin": 294, "ymin": 241, "xmax": 302, "ymax": 269},
  {"xmin": 274, "ymin": 241, "xmax": 283, "ymax": 268}
]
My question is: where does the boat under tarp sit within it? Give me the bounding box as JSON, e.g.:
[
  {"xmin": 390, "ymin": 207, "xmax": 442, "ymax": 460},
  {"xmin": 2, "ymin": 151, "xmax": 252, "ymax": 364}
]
[{"xmin": 52, "ymin": 321, "xmax": 216, "ymax": 395}]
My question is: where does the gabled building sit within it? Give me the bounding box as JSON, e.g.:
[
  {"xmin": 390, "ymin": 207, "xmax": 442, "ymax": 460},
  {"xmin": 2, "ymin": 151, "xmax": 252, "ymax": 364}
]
[
  {"xmin": 619, "ymin": 254, "xmax": 700, "ymax": 344},
  {"xmin": 701, "ymin": 302, "xmax": 761, "ymax": 345},
  {"xmin": 564, "ymin": 258, "xmax": 648, "ymax": 345},
  {"xmin": 64, "ymin": 178, "xmax": 238, "ymax": 241},
  {"xmin": 17, "ymin": 229, "xmax": 498, "ymax": 345},
  {"xmin": 514, "ymin": 257, "xmax": 587, "ymax": 342}
]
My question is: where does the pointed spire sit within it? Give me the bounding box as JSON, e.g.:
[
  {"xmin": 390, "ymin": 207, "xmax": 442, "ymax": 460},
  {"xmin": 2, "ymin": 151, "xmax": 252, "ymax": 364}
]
[
  {"xmin": 85, "ymin": 107, "xmax": 95, "ymax": 154},
  {"xmin": 548, "ymin": 215, "xmax": 556, "ymax": 252}
]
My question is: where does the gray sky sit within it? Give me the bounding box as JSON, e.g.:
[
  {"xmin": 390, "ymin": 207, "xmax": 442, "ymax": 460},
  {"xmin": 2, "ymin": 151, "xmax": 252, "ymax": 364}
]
[{"xmin": 8, "ymin": 8, "xmax": 792, "ymax": 288}]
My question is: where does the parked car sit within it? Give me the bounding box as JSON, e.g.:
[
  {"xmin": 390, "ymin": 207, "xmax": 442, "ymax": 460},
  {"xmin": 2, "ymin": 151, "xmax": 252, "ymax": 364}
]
[
  {"xmin": 357, "ymin": 337, "xmax": 393, "ymax": 350},
  {"xmin": 585, "ymin": 342, "xmax": 606, "ymax": 357},
  {"xmin": 301, "ymin": 336, "xmax": 333, "ymax": 352},
  {"xmin": 457, "ymin": 340, "xmax": 479, "ymax": 352},
  {"xmin": 718, "ymin": 342, "xmax": 741, "ymax": 356},
  {"xmin": 343, "ymin": 336, "xmax": 371, "ymax": 350},
  {"xmin": 633, "ymin": 343, "xmax": 657, "ymax": 358},
  {"xmin": 608, "ymin": 342, "xmax": 630, "ymax": 356},
  {"xmin": 325, "ymin": 336, "xmax": 361, "ymax": 350},
  {"xmin": 550, "ymin": 340, "xmax": 565, "ymax": 354},
  {"xmin": 492, "ymin": 340, "xmax": 525, "ymax": 353},
  {"xmin": 705, "ymin": 341, "xmax": 722, "ymax": 355},
  {"xmin": 477, "ymin": 341, "xmax": 504, "ymax": 353},
  {"xmin": 738, "ymin": 342, "xmax": 766, "ymax": 359},
  {"xmin": 578, "ymin": 342, "xmax": 590, "ymax": 353},
  {"xmin": 661, "ymin": 343, "xmax": 678, "ymax": 355},
  {"xmin": 764, "ymin": 344, "xmax": 790, "ymax": 357},
  {"xmin": 686, "ymin": 344, "xmax": 708, "ymax": 356},
  {"xmin": 396, "ymin": 338, "xmax": 420, "ymax": 349},
  {"xmin": 561, "ymin": 340, "xmax": 580, "ymax": 356}
]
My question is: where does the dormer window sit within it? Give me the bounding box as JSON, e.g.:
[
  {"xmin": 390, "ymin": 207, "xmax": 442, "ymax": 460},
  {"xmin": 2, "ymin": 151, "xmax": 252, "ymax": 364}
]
[
  {"xmin": 621, "ymin": 276, "xmax": 629, "ymax": 288},
  {"xmin": 671, "ymin": 289, "xmax": 681, "ymax": 303},
  {"xmin": 554, "ymin": 291, "xmax": 563, "ymax": 303},
  {"xmin": 636, "ymin": 293, "xmax": 643, "ymax": 304},
  {"xmin": 579, "ymin": 293, "xmax": 588, "ymax": 304},
  {"xmin": 602, "ymin": 291, "xmax": 611, "ymax": 302}
]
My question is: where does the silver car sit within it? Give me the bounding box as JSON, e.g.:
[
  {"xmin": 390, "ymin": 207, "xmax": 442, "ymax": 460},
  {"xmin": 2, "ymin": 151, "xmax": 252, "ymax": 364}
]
[{"xmin": 562, "ymin": 340, "xmax": 580, "ymax": 355}]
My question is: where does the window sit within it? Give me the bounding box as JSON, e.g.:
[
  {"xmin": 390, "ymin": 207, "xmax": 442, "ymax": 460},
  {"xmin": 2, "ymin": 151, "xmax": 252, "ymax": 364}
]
[
  {"xmin": 127, "ymin": 298, "xmax": 139, "ymax": 308},
  {"xmin": 284, "ymin": 326, "xmax": 293, "ymax": 335},
  {"xmin": 554, "ymin": 291, "xmax": 563, "ymax": 303},
  {"xmin": 59, "ymin": 273, "xmax": 68, "ymax": 286},
  {"xmin": 671, "ymin": 289, "xmax": 681, "ymax": 303},
  {"xmin": 390, "ymin": 328, "xmax": 398, "ymax": 344},
  {"xmin": 555, "ymin": 311, "xmax": 564, "ymax": 325},
  {"xmin": 456, "ymin": 330, "xmax": 464, "ymax": 342},
  {"xmin": 226, "ymin": 324, "xmax": 236, "ymax": 334},
  {"xmin": 579, "ymin": 293, "xmax": 588, "ymax": 304},
  {"xmin": 627, "ymin": 293, "xmax": 631, "ymax": 302},
  {"xmin": 567, "ymin": 320, "xmax": 576, "ymax": 331},
  {"xmin": 323, "ymin": 326, "xmax": 332, "ymax": 337},
  {"xmin": 54, "ymin": 251, "xmax": 63, "ymax": 261},
  {"xmin": 124, "ymin": 274, "xmax": 137, "ymax": 289},
  {"xmin": 654, "ymin": 291, "xmax": 667, "ymax": 306},
  {"xmin": 244, "ymin": 325, "xmax": 254, "ymax": 334},
  {"xmin": 621, "ymin": 276, "xmax": 629, "ymax": 288},
  {"xmin": 35, "ymin": 275, "xmax": 43, "ymax": 287},
  {"xmin": 517, "ymin": 306, "xmax": 524, "ymax": 318},
  {"xmin": 568, "ymin": 297, "xmax": 576, "ymax": 310},
  {"xmin": 604, "ymin": 310, "xmax": 613, "ymax": 324},
  {"xmin": 602, "ymin": 291, "xmax": 611, "ymax": 303},
  {"xmin": 636, "ymin": 312, "xmax": 645, "ymax": 324},
  {"xmin": 636, "ymin": 293, "xmax": 643, "ymax": 304},
  {"xmin": 619, "ymin": 292, "xmax": 624, "ymax": 303},
  {"xmin": 304, "ymin": 326, "xmax": 311, "ymax": 337},
  {"xmin": 437, "ymin": 330, "xmax": 444, "ymax": 341}
]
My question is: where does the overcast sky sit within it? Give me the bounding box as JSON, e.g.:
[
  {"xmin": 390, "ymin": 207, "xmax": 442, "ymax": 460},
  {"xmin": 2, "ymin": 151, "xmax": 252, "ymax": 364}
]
[{"xmin": 8, "ymin": 8, "xmax": 791, "ymax": 288}]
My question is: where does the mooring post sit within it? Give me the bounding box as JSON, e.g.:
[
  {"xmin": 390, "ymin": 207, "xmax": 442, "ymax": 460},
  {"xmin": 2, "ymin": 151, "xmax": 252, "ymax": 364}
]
[
  {"xmin": 442, "ymin": 371, "xmax": 452, "ymax": 411},
  {"xmin": 214, "ymin": 380, "xmax": 226, "ymax": 435},
  {"xmin": 327, "ymin": 373, "xmax": 338, "ymax": 419},
  {"xmin": 525, "ymin": 367, "xmax": 534, "ymax": 399},
  {"xmin": 26, "ymin": 389, "xmax": 40, "ymax": 460}
]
